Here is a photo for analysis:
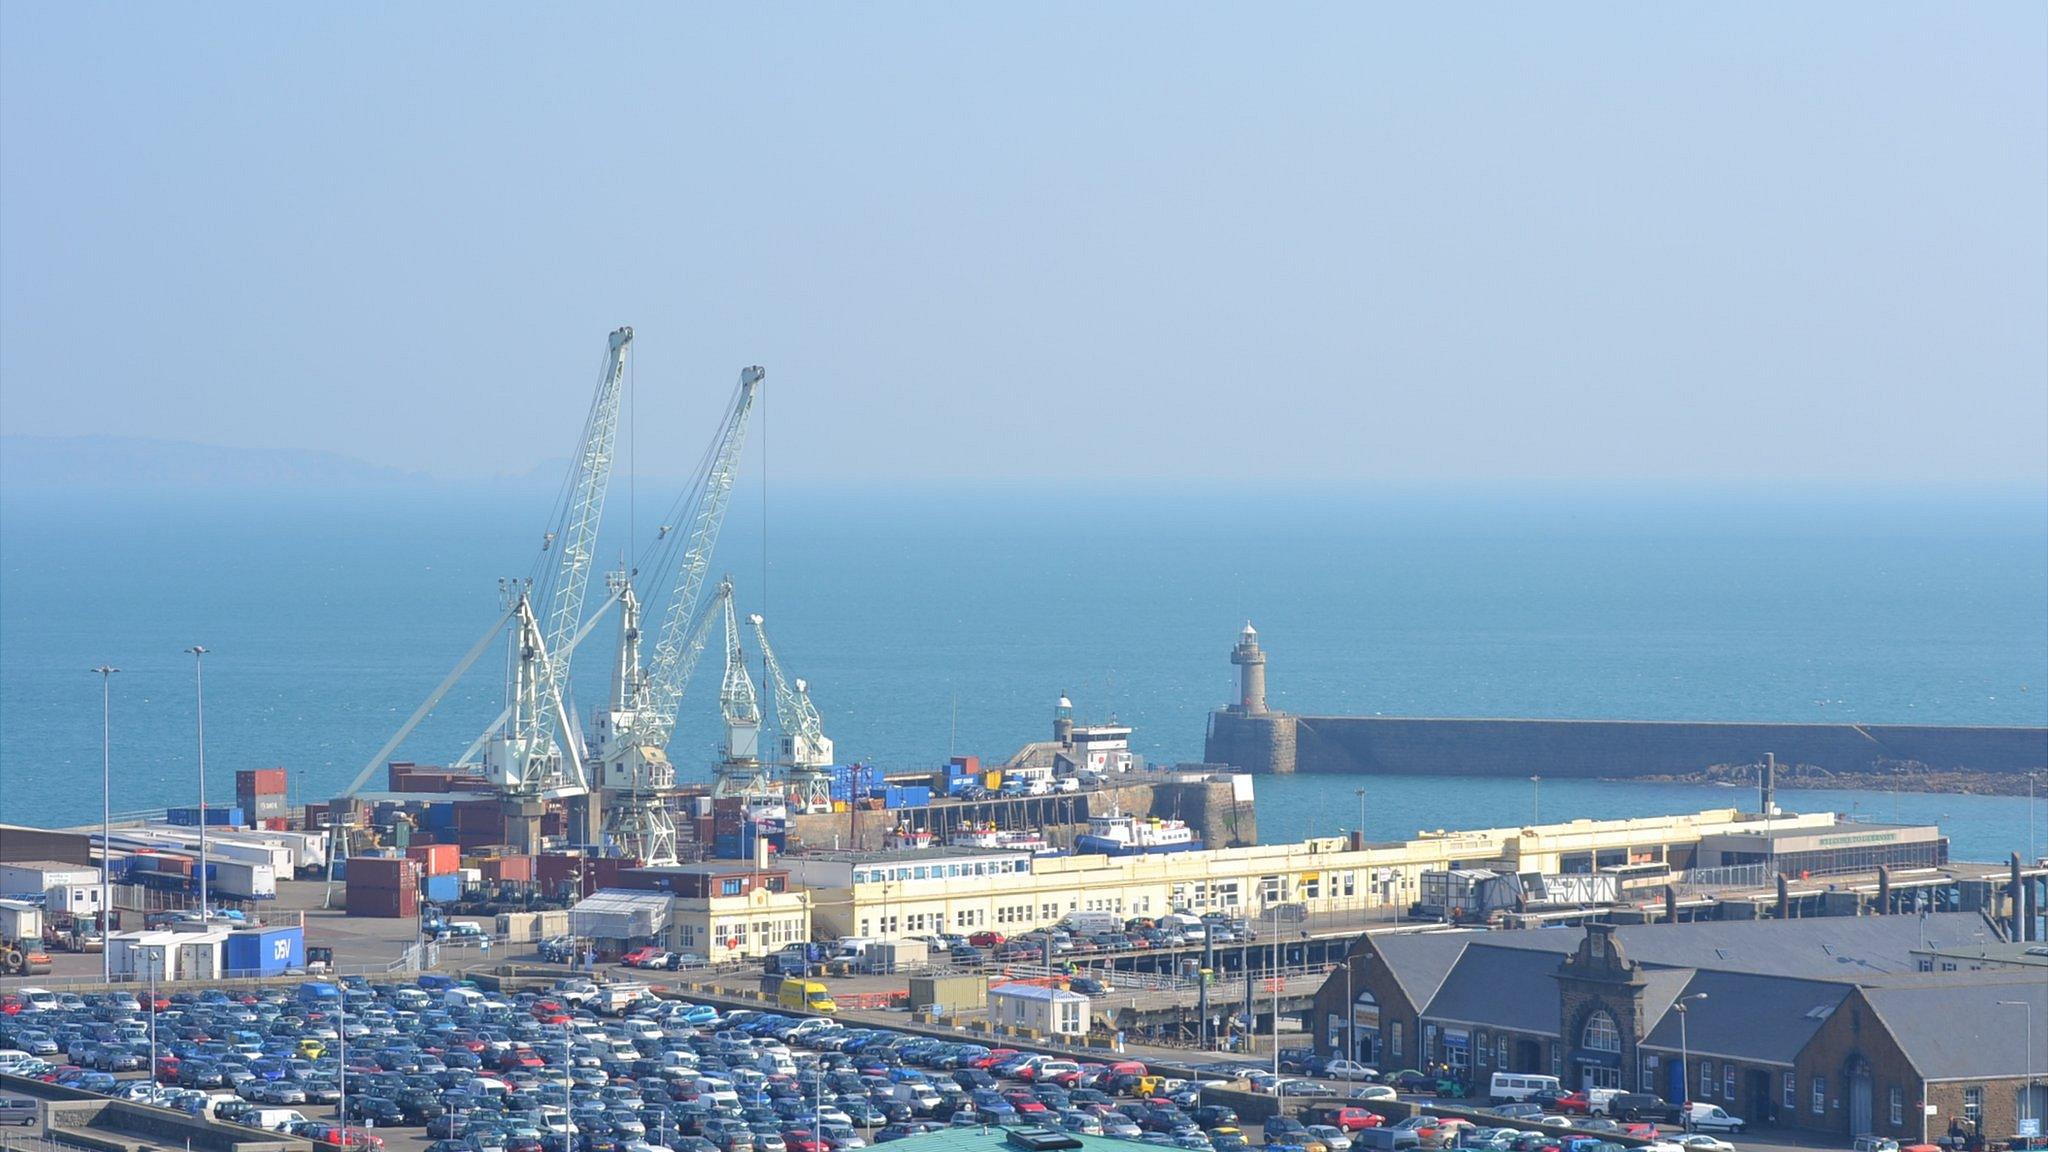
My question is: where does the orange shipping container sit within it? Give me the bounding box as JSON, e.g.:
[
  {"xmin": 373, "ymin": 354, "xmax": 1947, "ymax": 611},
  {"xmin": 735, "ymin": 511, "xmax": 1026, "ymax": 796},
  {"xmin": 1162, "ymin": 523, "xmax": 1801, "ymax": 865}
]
[{"xmin": 406, "ymin": 844, "xmax": 459, "ymax": 875}]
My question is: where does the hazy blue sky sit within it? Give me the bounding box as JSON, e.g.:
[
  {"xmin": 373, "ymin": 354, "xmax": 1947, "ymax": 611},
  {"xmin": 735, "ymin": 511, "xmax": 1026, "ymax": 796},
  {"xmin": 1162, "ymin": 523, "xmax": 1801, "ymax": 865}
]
[{"xmin": 2, "ymin": 4, "xmax": 2042, "ymax": 483}]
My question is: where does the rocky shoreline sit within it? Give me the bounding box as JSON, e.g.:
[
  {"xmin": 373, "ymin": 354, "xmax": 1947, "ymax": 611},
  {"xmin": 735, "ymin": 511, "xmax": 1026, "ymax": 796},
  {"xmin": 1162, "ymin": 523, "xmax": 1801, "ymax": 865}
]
[{"xmin": 1633, "ymin": 760, "xmax": 2040, "ymax": 797}]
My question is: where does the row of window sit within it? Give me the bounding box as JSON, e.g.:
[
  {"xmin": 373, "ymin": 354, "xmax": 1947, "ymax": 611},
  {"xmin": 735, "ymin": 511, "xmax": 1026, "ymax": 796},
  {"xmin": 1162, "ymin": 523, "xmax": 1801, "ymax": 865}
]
[{"xmin": 853, "ymin": 858, "xmax": 1030, "ymax": 884}]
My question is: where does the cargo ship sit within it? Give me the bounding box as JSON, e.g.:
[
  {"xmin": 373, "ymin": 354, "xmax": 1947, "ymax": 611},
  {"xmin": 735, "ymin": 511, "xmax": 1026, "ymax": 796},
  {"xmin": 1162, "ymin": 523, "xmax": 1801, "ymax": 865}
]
[{"xmin": 1071, "ymin": 809, "xmax": 1202, "ymax": 856}]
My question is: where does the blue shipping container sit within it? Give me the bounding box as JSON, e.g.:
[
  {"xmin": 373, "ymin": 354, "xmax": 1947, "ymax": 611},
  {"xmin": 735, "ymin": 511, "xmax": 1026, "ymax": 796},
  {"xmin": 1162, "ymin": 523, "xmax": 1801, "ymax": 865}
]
[
  {"xmin": 712, "ymin": 833, "xmax": 743, "ymax": 859},
  {"xmin": 223, "ymin": 926, "xmax": 306, "ymax": 977},
  {"xmin": 424, "ymin": 803, "xmax": 456, "ymax": 832},
  {"xmin": 423, "ymin": 873, "xmax": 459, "ymax": 902}
]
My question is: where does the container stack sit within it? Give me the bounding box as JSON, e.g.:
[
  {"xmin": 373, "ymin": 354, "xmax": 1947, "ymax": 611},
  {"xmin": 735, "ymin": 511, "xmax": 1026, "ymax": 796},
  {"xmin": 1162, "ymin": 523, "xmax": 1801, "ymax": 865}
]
[
  {"xmin": 829, "ymin": 764, "xmax": 882, "ymax": 803},
  {"xmin": 407, "ymin": 844, "xmax": 461, "ymax": 904},
  {"xmin": 943, "ymin": 756, "xmax": 982, "ymax": 796},
  {"xmin": 345, "ymin": 855, "xmax": 419, "ymax": 917},
  {"xmin": 234, "ymin": 768, "xmax": 290, "ymax": 830}
]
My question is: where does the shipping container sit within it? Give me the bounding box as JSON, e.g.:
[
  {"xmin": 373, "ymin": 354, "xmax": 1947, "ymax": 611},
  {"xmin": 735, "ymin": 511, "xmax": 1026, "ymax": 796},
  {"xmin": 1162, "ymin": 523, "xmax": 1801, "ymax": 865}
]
[
  {"xmin": 422, "ymin": 873, "xmax": 459, "ymax": 903},
  {"xmin": 223, "ymin": 926, "xmax": 305, "ymax": 977},
  {"xmin": 235, "ymin": 768, "xmax": 289, "ymax": 795},
  {"xmin": 211, "ymin": 859, "xmax": 278, "ymax": 899},
  {"xmin": 406, "ymin": 844, "xmax": 459, "ymax": 875},
  {"xmin": 346, "ymin": 885, "xmax": 418, "ymax": 918},
  {"xmin": 176, "ymin": 934, "xmax": 225, "ymax": 981},
  {"xmin": 495, "ymin": 910, "xmax": 538, "ymax": 941},
  {"xmin": 167, "ymin": 806, "xmax": 245, "ymax": 827},
  {"xmin": 345, "ymin": 856, "xmax": 418, "ymax": 891},
  {"xmin": 423, "ymin": 803, "xmax": 456, "ymax": 832}
]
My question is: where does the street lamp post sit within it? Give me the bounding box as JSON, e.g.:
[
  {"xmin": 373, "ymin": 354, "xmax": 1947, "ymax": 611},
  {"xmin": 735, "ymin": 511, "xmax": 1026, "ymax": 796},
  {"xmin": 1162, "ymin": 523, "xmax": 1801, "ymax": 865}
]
[
  {"xmin": 1675, "ymin": 993, "xmax": 1708, "ymax": 1131},
  {"xmin": 187, "ymin": 646, "xmax": 210, "ymax": 919},
  {"xmin": 93, "ymin": 665, "xmax": 120, "ymax": 982},
  {"xmin": 2001, "ymin": 1000, "xmax": 2035, "ymax": 1141}
]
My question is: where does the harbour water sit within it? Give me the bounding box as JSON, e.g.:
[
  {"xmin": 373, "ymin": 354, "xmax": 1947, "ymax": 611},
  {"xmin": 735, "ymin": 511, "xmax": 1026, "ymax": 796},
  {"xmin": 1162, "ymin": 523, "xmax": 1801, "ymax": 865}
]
[{"xmin": 2, "ymin": 482, "xmax": 2042, "ymax": 849}]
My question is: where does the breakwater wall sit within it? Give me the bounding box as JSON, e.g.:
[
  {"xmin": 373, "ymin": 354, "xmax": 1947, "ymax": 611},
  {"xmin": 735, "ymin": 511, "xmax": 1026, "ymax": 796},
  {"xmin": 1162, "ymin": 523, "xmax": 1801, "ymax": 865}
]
[{"xmin": 1206, "ymin": 710, "xmax": 2048, "ymax": 780}]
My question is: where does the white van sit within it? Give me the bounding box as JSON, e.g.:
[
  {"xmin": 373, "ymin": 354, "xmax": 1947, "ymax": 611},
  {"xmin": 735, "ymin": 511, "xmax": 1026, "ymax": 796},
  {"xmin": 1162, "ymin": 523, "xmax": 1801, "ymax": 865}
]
[
  {"xmin": 1680, "ymin": 1103, "xmax": 1745, "ymax": 1132},
  {"xmin": 693, "ymin": 1077, "xmax": 739, "ymax": 1107},
  {"xmin": 1488, "ymin": 1073, "xmax": 1561, "ymax": 1103},
  {"xmin": 443, "ymin": 986, "xmax": 486, "ymax": 1010},
  {"xmin": 0, "ymin": 1051, "xmax": 32, "ymax": 1073},
  {"xmin": 14, "ymin": 989, "xmax": 58, "ymax": 1014},
  {"xmin": 0, "ymin": 1098, "xmax": 37, "ymax": 1127},
  {"xmin": 249, "ymin": 1108, "xmax": 310, "ymax": 1132}
]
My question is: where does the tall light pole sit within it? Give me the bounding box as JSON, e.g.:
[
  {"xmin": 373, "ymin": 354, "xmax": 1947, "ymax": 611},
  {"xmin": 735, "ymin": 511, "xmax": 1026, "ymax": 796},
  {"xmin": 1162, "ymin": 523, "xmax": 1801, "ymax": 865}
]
[
  {"xmin": 187, "ymin": 646, "xmax": 210, "ymax": 918},
  {"xmin": 93, "ymin": 665, "xmax": 120, "ymax": 982},
  {"xmin": 1530, "ymin": 776, "xmax": 1542, "ymax": 825},
  {"xmin": 2001, "ymin": 1000, "xmax": 2035, "ymax": 1140},
  {"xmin": 1675, "ymin": 992, "xmax": 1707, "ymax": 1129}
]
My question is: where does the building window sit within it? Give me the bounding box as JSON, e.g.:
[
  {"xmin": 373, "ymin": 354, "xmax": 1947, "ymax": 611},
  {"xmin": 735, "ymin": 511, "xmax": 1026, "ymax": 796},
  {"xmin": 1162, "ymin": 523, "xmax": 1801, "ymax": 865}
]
[
  {"xmin": 1724, "ymin": 1066, "xmax": 1735, "ymax": 1101},
  {"xmin": 1889, "ymin": 1087, "xmax": 1903, "ymax": 1127},
  {"xmin": 1552, "ymin": 1045, "xmax": 1562, "ymax": 1077},
  {"xmin": 1964, "ymin": 1087, "xmax": 1981, "ymax": 1124},
  {"xmin": 1497, "ymin": 1035, "xmax": 1509, "ymax": 1069},
  {"xmin": 1784, "ymin": 1073, "xmax": 1796, "ymax": 1110},
  {"xmin": 1389, "ymin": 1022, "xmax": 1402, "ymax": 1059},
  {"xmin": 1584, "ymin": 1010, "xmax": 1622, "ymax": 1053},
  {"xmin": 1701, "ymin": 1061, "xmax": 1714, "ymax": 1099},
  {"xmin": 1477, "ymin": 1032, "xmax": 1490, "ymax": 1067},
  {"xmin": 1812, "ymin": 1076, "xmax": 1827, "ymax": 1115}
]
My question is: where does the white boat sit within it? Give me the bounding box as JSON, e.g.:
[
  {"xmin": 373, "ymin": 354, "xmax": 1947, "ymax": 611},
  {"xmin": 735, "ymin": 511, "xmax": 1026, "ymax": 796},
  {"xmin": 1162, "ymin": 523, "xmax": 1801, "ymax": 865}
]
[
  {"xmin": 1072, "ymin": 809, "xmax": 1202, "ymax": 856},
  {"xmin": 947, "ymin": 825, "xmax": 1052, "ymax": 853}
]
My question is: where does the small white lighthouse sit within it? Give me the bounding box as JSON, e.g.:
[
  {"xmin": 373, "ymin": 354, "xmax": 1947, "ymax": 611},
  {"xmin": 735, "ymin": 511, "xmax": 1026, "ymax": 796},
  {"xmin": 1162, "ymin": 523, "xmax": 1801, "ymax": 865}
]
[{"xmin": 1231, "ymin": 622, "xmax": 1267, "ymax": 715}]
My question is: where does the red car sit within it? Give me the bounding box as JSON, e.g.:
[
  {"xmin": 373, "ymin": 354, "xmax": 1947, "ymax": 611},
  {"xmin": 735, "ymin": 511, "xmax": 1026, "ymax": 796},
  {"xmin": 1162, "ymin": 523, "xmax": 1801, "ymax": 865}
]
[
  {"xmin": 1555, "ymin": 1091, "xmax": 1592, "ymax": 1115},
  {"xmin": 970, "ymin": 1049, "xmax": 1019, "ymax": 1070},
  {"xmin": 155, "ymin": 1056, "xmax": 181, "ymax": 1083},
  {"xmin": 967, "ymin": 931, "xmax": 1005, "ymax": 948},
  {"xmin": 783, "ymin": 1131, "xmax": 826, "ymax": 1152},
  {"xmin": 1318, "ymin": 1108, "xmax": 1384, "ymax": 1132},
  {"xmin": 622, "ymin": 946, "xmax": 664, "ymax": 967}
]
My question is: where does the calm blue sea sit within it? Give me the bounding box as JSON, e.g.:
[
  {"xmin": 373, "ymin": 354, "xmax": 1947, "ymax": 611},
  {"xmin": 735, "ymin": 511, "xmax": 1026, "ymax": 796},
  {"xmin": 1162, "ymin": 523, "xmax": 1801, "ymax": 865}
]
[{"xmin": 1, "ymin": 483, "xmax": 2041, "ymax": 860}]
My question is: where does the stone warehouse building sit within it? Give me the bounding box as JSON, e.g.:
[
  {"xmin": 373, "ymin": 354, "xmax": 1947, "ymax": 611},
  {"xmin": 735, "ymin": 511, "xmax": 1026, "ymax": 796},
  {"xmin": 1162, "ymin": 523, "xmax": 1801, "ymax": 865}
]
[{"xmin": 1313, "ymin": 914, "xmax": 2046, "ymax": 1143}]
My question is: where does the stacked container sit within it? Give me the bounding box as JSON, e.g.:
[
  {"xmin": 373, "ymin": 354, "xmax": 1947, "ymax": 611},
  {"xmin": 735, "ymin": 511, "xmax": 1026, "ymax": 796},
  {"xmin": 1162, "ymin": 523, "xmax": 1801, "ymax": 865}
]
[
  {"xmin": 345, "ymin": 855, "xmax": 419, "ymax": 917},
  {"xmin": 234, "ymin": 768, "xmax": 289, "ymax": 828},
  {"xmin": 412, "ymin": 841, "xmax": 462, "ymax": 905}
]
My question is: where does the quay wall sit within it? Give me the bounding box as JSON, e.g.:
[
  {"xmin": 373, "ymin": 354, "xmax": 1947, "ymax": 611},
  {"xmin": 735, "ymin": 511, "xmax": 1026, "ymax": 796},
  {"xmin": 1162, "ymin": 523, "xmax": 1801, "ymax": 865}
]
[{"xmin": 1207, "ymin": 711, "xmax": 2048, "ymax": 779}]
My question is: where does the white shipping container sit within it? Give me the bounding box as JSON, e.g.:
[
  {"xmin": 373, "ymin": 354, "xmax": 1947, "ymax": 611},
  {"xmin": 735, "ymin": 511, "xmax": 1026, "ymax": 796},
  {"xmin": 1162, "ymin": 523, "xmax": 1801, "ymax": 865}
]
[
  {"xmin": 209, "ymin": 859, "xmax": 277, "ymax": 899},
  {"xmin": 0, "ymin": 899, "xmax": 44, "ymax": 941},
  {"xmin": 0, "ymin": 863, "xmax": 100, "ymax": 896},
  {"xmin": 108, "ymin": 931, "xmax": 183, "ymax": 980},
  {"xmin": 175, "ymin": 934, "xmax": 225, "ymax": 980}
]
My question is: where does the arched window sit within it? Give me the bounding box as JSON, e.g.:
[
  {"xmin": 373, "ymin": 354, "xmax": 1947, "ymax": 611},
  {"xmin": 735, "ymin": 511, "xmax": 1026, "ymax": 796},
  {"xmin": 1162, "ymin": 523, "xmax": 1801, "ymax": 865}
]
[{"xmin": 1583, "ymin": 1010, "xmax": 1622, "ymax": 1053}]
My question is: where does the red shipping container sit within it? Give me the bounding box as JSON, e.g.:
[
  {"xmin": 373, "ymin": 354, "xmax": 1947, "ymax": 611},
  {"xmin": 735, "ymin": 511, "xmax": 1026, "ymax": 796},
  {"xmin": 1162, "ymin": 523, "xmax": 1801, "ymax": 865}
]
[
  {"xmin": 236, "ymin": 767, "xmax": 288, "ymax": 795},
  {"xmin": 347, "ymin": 886, "xmax": 418, "ymax": 917},
  {"xmin": 258, "ymin": 818, "xmax": 289, "ymax": 831}
]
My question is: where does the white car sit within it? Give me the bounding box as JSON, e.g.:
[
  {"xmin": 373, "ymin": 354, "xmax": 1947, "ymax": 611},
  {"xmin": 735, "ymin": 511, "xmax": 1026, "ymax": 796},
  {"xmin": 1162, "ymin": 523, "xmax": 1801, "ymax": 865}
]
[
  {"xmin": 1349, "ymin": 1085, "xmax": 1399, "ymax": 1102},
  {"xmin": 1678, "ymin": 1136, "xmax": 1737, "ymax": 1152},
  {"xmin": 1324, "ymin": 1060, "xmax": 1378, "ymax": 1081}
]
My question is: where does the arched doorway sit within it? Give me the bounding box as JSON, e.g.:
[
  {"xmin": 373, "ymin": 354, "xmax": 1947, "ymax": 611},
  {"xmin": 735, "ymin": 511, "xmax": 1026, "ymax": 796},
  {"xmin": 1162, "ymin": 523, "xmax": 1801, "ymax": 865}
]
[
  {"xmin": 1580, "ymin": 1009, "xmax": 1623, "ymax": 1090},
  {"xmin": 1514, "ymin": 1039, "xmax": 1542, "ymax": 1074},
  {"xmin": 1352, "ymin": 990, "xmax": 1380, "ymax": 1064},
  {"xmin": 1847, "ymin": 1057, "xmax": 1874, "ymax": 1137}
]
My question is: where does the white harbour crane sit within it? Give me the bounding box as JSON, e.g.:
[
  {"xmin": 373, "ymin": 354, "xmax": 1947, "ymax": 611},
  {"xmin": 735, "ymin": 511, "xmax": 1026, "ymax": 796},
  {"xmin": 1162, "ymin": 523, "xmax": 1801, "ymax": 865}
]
[
  {"xmin": 594, "ymin": 368, "xmax": 762, "ymax": 860},
  {"xmin": 749, "ymin": 612, "xmax": 835, "ymax": 811},
  {"xmin": 713, "ymin": 578, "xmax": 766, "ymax": 799},
  {"xmin": 345, "ymin": 328, "xmax": 633, "ymax": 853}
]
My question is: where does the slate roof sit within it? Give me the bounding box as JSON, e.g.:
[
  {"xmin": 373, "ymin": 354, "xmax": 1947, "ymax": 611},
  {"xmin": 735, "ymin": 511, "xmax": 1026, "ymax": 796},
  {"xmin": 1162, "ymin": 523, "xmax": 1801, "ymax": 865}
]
[
  {"xmin": 1423, "ymin": 943, "xmax": 1571, "ymax": 1036},
  {"xmin": 1641, "ymin": 970, "xmax": 1856, "ymax": 1065},
  {"xmin": 1860, "ymin": 978, "xmax": 2048, "ymax": 1081},
  {"xmin": 1365, "ymin": 931, "xmax": 1483, "ymax": 1011},
  {"xmin": 1447, "ymin": 912, "xmax": 1996, "ymax": 979}
]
